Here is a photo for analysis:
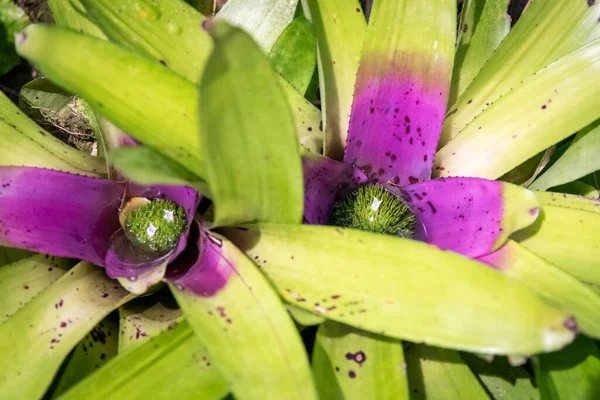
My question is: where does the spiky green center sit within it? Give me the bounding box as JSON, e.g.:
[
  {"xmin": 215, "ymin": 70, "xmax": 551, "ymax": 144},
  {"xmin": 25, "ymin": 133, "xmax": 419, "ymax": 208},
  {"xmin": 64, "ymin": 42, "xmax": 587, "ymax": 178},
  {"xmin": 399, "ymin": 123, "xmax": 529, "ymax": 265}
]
[
  {"xmin": 124, "ymin": 200, "xmax": 187, "ymax": 253},
  {"xmin": 329, "ymin": 185, "xmax": 416, "ymax": 238}
]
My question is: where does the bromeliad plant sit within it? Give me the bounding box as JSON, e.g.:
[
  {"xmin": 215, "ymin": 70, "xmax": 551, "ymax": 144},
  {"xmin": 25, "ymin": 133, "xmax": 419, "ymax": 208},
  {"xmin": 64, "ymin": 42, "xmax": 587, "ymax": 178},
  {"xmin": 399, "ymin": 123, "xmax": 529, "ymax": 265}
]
[{"xmin": 2, "ymin": 0, "xmax": 600, "ymax": 399}]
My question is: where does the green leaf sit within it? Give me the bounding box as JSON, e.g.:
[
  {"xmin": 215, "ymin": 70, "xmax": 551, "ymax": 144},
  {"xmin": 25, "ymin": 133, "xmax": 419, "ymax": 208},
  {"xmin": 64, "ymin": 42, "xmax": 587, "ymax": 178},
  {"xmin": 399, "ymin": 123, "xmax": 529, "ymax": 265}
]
[
  {"xmin": 224, "ymin": 224, "xmax": 575, "ymax": 355},
  {"xmin": 0, "ymin": 0, "xmax": 30, "ymax": 74},
  {"xmin": 303, "ymin": 0, "xmax": 366, "ymax": 159},
  {"xmin": 435, "ymin": 38, "xmax": 600, "ymax": 180},
  {"xmin": 79, "ymin": 0, "xmax": 212, "ymax": 83},
  {"xmin": 268, "ymin": 16, "xmax": 317, "ymax": 95},
  {"xmin": 404, "ymin": 344, "xmax": 488, "ymax": 399},
  {"xmin": 462, "ymin": 353, "xmax": 539, "ymax": 400},
  {"xmin": 512, "ymin": 192, "xmax": 600, "ymax": 285},
  {"xmin": 0, "ymin": 90, "xmax": 106, "ymax": 177},
  {"xmin": 170, "ymin": 231, "xmax": 317, "ymax": 400},
  {"xmin": 533, "ymin": 336, "xmax": 600, "ymax": 400},
  {"xmin": 49, "ymin": 316, "xmax": 119, "ymax": 398},
  {"xmin": 47, "ymin": 0, "xmax": 107, "ymax": 39},
  {"xmin": 442, "ymin": 0, "xmax": 600, "ymax": 146},
  {"xmin": 108, "ymin": 146, "xmax": 206, "ymax": 193},
  {"xmin": 58, "ymin": 320, "xmax": 229, "ymax": 400},
  {"xmin": 16, "ymin": 24, "xmax": 206, "ymax": 182},
  {"xmin": 449, "ymin": 0, "xmax": 510, "ymax": 105},
  {"xmin": 216, "ymin": 0, "xmax": 299, "ymax": 52},
  {"xmin": 0, "ymin": 254, "xmax": 74, "ymax": 323},
  {"xmin": 117, "ymin": 296, "xmax": 182, "ymax": 354},
  {"xmin": 19, "ymin": 77, "xmax": 102, "ymax": 155},
  {"xmin": 312, "ymin": 321, "xmax": 409, "ymax": 399},
  {"xmin": 200, "ymin": 22, "xmax": 303, "ymax": 226},
  {"xmin": 482, "ymin": 240, "xmax": 600, "ymax": 339},
  {"xmin": 531, "ymin": 120, "xmax": 600, "ymax": 191},
  {"xmin": 549, "ymin": 181, "xmax": 599, "ymax": 199},
  {"xmin": 0, "ymin": 262, "xmax": 135, "ymax": 399}
]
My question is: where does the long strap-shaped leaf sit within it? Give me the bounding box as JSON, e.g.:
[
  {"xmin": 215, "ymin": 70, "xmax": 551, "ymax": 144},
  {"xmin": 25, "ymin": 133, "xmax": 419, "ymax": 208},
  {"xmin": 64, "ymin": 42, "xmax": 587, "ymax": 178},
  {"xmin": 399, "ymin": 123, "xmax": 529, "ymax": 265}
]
[
  {"xmin": 47, "ymin": 0, "xmax": 107, "ymax": 39},
  {"xmin": 312, "ymin": 321, "xmax": 408, "ymax": 399},
  {"xmin": 435, "ymin": 38, "xmax": 600, "ymax": 180},
  {"xmin": 0, "ymin": 262, "xmax": 135, "ymax": 399},
  {"xmin": 170, "ymin": 231, "xmax": 317, "ymax": 400},
  {"xmin": 533, "ymin": 336, "xmax": 600, "ymax": 400},
  {"xmin": 117, "ymin": 298, "xmax": 182, "ymax": 354},
  {"xmin": 404, "ymin": 344, "xmax": 488, "ymax": 399},
  {"xmin": 0, "ymin": 91, "xmax": 106, "ymax": 177},
  {"xmin": 58, "ymin": 320, "xmax": 228, "ymax": 400},
  {"xmin": 480, "ymin": 240, "xmax": 600, "ymax": 339},
  {"xmin": 304, "ymin": 0, "xmax": 366, "ymax": 159},
  {"xmin": 449, "ymin": 0, "xmax": 511, "ymax": 105},
  {"xmin": 442, "ymin": 0, "xmax": 600, "ymax": 145},
  {"xmin": 15, "ymin": 24, "xmax": 207, "ymax": 185},
  {"xmin": 79, "ymin": 0, "xmax": 212, "ymax": 83},
  {"xmin": 0, "ymin": 254, "xmax": 75, "ymax": 323},
  {"xmin": 512, "ymin": 192, "xmax": 600, "ymax": 284},
  {"xmin": 530, "ymin": 120, "xmax": 600, "ymax": 191},
  {"xmin": 200, "ymin": 22, "xmax": 303, "ymax": 226},
  {"xmin": 49, "ymin": 316, "xmax": 119, "ymax": 397},
  {"xmin": 224, "ymin": 224, "xmax": 574, "ymax": 354},
  {"xmin": 79, "ymin": 0, "xmax": 322, "ymax": 154}
]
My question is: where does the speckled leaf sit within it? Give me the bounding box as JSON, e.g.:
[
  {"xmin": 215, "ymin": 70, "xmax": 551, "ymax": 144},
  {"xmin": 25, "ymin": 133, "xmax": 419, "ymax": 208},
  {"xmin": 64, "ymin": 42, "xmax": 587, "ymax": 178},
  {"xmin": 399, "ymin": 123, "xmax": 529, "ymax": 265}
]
[
  {"xmin": 268, "ymin": 16, "xmax": 317, "ymax": 95},
  {"xmin": 435, "ymin": 39, "xmax": 600, "ymax": 180},
  {"xmin": 79, "ymin": 0, "xmax": 211, "ymax": 83},
  {"xmin": 0, "ymin": 262, "xmax": 135, "ymax": 399},
  {"xmin": 118, "ymin": 297, "xmax": 182, "ymax": 354},
  {"xmin": 442, "ymin": 0, "xmax": 600, "ymax": 145},
  {"xmin": 512, "ymin": 192, "xmax": 600, "ymax": 285},
  {"xmin": 216, "ymin": 0, "xmax": 298, "ymax": 52},
  {"xmin": 533, "ymin": 336, "xmax": 600, "ymax": 400},
  {"xmin": 450, "ymin": 0, "xmax": 510, "ymax": 105},
  {"xmin": 170, "ymin": 231, "xmax": 317, "ymax": 400},
  {"xmin": 58, "ymin": 320, "xmax": 228, "ymax": 400},
  {"xmin": 312, "ymin": 321, "xmax": 408, "ymax": 399},
  {"xmin": 200, "ymin": 22, "xmax": 303, "ymax": 226},
  {"xmin": 550, "ymin": 181, "xmax": 600, "ymax": 199},
  {"xmin": 49, "ymin": 316, "xmax": 119, "ymax": 398},
  {"xmin": 48, "ymin": 0, "xmax": 106, "ymax": 38},
  {"xmin": 224, "ymin": 224, "xmax": 575, "ymax": 355},
  {"xmin": 16, "ymin": 24, "xmax": 206, "ymax": 184},
  {"xmin": 108, "ymin": 146, "xmax": 206, "ymax": 194},
  {"xmin": 404, "ymin": 344, "xmax": 488, "ymax": 400},
  {"xmin": 480, "ymin": 240, "xmax": 600, "ymax": 339},
  {"xmin": 0, "ymin": 91, "xmax": 106, "ymax": 177},
  {"xmin": 0, "ymin": 254, "xmax": 74, "ymax": 323},
  {"xmin": 531, "ymin": 120, "xmax": 600, "ymax": 191},
  {"xmin": 462, "ymin": 353, "xmax": 539, "ymax": 400},
  {"xmin": 304, "ymin": 0, "xmax": 365, "ymax": 159},
  {"xmin": 0, "ymin": 0, "xmax": 30, "ymax": 74}
]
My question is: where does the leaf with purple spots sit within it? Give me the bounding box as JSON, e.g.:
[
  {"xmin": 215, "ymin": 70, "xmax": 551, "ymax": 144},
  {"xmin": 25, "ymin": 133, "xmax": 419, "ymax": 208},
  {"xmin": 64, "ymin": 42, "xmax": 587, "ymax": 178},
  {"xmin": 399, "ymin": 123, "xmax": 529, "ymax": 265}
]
[
  {"xmin": 0, "ymin": 253, "xmax": 75, "ymax": 323},
  {"xmin": 0, "ymin": 262, "xmax": 135, "ymax": 399},
  {"xmin": 225, "ymin": 224, "xmax": 575, "ymax": 355},
  {"xmin": 58, "ymin": 320, "xmax": 228, "ymax": 400},
  {"xmin": 170, "ymin": 231, "xmax": 317, "ymax": 400},
  {"xmin": 312, "ymin": 321, "xmax": 408, "ymax": 399}
]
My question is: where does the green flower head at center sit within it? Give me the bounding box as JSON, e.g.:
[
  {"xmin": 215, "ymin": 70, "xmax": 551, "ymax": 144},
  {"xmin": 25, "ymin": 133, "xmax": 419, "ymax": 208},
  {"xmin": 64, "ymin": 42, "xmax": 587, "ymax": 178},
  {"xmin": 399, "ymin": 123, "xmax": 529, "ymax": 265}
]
[
  {"xmin": 329, "ymin": 185, "xmax": 416, "ymax": 238},
  {"xmin": 124, "ymin": 199, "xmax": 187, "ymax": 253}
]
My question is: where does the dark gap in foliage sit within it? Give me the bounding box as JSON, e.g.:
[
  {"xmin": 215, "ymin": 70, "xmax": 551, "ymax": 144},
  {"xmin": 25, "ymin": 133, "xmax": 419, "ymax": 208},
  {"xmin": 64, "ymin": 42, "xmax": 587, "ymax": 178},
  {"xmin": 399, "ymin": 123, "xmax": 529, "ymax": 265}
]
[{"xmin": 508, "ymin": 0, "xmax": 530, "ymax": 26}]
